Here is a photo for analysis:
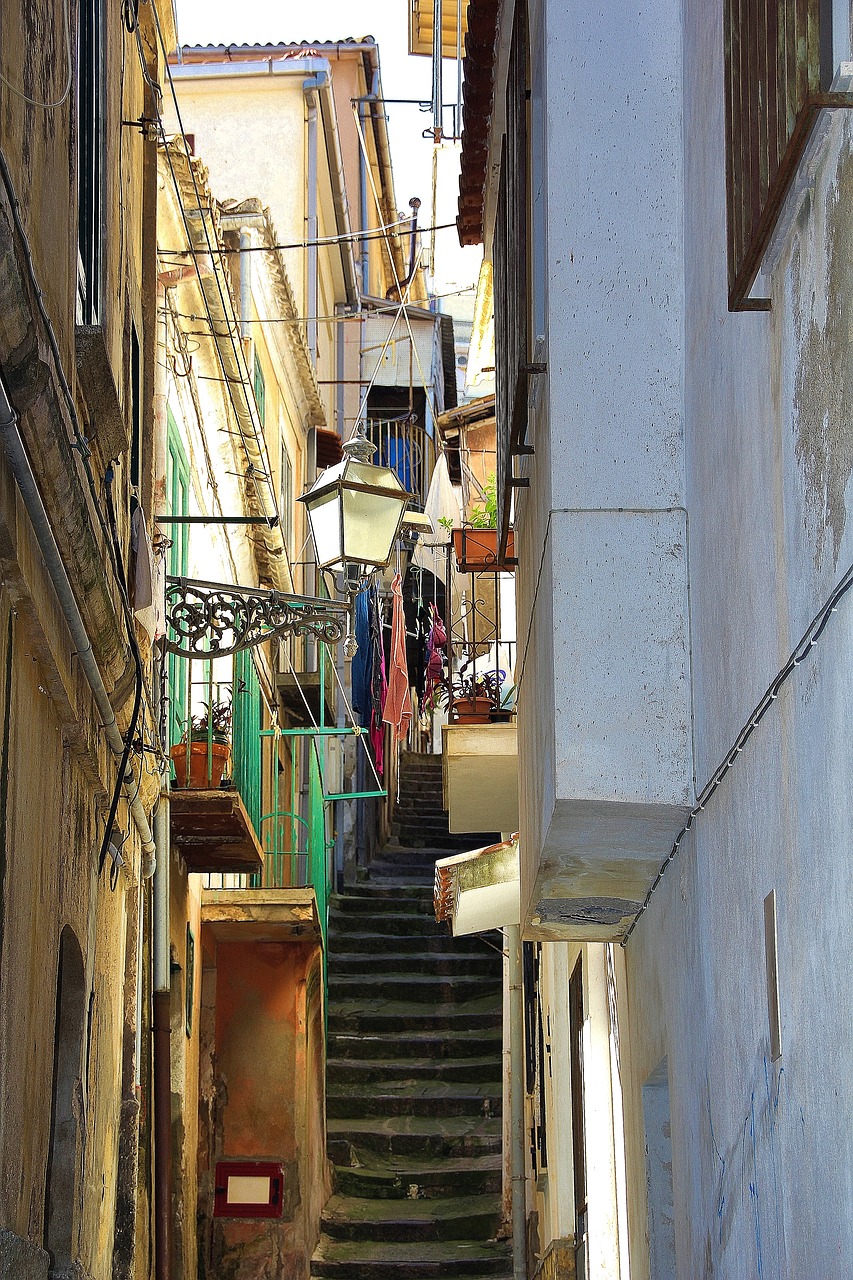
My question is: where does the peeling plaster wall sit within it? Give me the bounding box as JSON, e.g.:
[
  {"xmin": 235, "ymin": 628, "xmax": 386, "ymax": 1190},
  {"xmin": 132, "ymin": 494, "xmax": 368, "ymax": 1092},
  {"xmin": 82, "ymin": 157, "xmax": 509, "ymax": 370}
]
[
  {"xmin": 197, "ymin": 939, "xmax": 328, "ymax": 1280},
  {"xmin": 617, "ymin": 1, "xmax": 853, "ymax": 1277}
]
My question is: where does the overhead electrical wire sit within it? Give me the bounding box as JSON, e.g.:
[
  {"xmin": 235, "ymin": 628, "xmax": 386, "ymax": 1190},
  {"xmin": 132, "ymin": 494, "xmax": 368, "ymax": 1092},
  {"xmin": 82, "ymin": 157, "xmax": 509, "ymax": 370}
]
[
  {"xmin": 352, "ymin": 107, "xmax": 440, "ymax": 424},
  {"xmin": 165, "ymin": 283, "xmax": 477, "ymax": 331},
  {"xmin": 0, "ymin": 0, "xmax": 72, "ymax": 109},
  {"xmin": 157, "ymin": 219, "xmax": 458, "ymax": 257},
  {"xmin": 143, "ymin": 2, "xmax": 281, "ymax": 531},
  {"xmin": 621, "ymin": 555, "xmax": 853, "ymax": 945}
]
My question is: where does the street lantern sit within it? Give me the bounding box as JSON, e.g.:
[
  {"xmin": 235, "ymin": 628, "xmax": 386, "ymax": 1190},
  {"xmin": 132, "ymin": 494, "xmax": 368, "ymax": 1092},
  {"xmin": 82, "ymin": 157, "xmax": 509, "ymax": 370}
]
[
  {"xmin": 162, "ymin": 429, "xmax": 413, "ymax": 663},
  {"xmin": 299, "ymin": 429, "xmax": 411, "ymax": 600}
]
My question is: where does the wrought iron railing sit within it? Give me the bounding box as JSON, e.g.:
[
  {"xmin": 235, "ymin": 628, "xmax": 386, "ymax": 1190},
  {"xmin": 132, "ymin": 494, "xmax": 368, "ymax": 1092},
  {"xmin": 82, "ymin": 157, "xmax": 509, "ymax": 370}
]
[
  {"xmin": 443, "ymin": 545, "xmax": 517, "ymax": 723},
  {"xmin": 367, "ymin": 416, "xmax": 436, "ymax": 509}
]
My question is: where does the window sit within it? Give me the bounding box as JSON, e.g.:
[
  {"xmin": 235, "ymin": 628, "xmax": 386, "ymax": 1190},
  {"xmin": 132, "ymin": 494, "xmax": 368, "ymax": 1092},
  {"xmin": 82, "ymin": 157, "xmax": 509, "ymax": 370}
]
[
  {"xmin": 185, "ymin": 925, "xmax": 195, "ymax": 1038},
  {"xmin": 76, "ymin": 0, "xmax": 104, "ymax": 325},
  {"xmin": 130, "ymin": 322, "xmax": 142, "ymax": 490},
  {"xmin": 253, "ymin": 352, "xmax": 266, "ymax": 428},
  {"xmin": 724, "ymin": 0, "xmax": 853, "ymax": 310},
  {"xmin": 569, "ymin": 955, "xmax": 587, "ymax": 1274},
  {"xmin": 280, "ymin": 430, "xmax": 293, "ymax": 545}
]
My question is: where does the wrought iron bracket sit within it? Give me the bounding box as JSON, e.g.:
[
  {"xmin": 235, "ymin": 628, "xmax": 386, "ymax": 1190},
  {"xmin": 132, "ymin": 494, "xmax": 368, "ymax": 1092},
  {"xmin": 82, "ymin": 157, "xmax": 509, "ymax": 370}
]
[{"xmin": 165, "ymin": 577, "xmax": 350, "ymax": 658}]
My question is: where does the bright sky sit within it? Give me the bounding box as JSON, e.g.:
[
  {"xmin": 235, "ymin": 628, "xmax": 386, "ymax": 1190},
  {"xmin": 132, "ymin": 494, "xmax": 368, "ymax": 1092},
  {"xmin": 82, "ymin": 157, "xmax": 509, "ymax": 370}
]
[{"xmin": 173, "ymin": 0, "xmax": 481, "ymax": 295}]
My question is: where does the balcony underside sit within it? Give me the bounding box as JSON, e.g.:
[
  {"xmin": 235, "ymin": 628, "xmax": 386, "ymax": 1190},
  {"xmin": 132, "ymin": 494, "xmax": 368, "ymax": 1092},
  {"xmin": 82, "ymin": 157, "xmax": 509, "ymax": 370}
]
[
  {"xmin": 523, "ymin": 798, "xmax": 693, "ymax": 942},
  {"xmin": 170, "ymin": 787, "xmax": 263, "ymax": 874},
  {"xmin": 202, "ymin": 888, "xmax": 321, "ymax": 943}
]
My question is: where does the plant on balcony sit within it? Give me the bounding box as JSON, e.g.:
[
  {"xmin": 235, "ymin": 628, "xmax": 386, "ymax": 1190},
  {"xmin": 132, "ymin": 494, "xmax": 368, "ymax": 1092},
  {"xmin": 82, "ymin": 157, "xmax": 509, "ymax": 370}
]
[
  {"xmin": 450, "ymin": 668, "xmax": 504, "ymax": 725},
  {"xmin": 171, "ymin": 700, "xmax": 232, "ymax": 789},
  {"xmin": 451, "ymin": 475, "xmax": 515, "ymax": 569}
]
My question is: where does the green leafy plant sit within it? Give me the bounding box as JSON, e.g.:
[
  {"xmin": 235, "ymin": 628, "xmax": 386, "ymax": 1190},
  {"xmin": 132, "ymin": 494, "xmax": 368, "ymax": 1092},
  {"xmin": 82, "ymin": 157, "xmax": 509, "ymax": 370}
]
[
  {"xmin": 438, "ymin": 515, "xmax": 455, "ymax": 534},
  {"xmin": 189, "ymin": 700, "xmax": 232, "ymax": 744},
  {"xmin": 465, "ymin": 475, "xmax": 498, "ymax": 529}
]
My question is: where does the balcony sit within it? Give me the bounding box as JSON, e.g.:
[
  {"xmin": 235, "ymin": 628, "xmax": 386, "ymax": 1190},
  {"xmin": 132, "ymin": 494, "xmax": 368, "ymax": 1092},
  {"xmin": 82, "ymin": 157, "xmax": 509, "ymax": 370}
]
[
  {"xmin": 367, "ymin": 416, "xmax": 435, "ymax": 510},
  {"xmin": 168, "ymin": 649, "xmax": 264, "ymax": 875}
]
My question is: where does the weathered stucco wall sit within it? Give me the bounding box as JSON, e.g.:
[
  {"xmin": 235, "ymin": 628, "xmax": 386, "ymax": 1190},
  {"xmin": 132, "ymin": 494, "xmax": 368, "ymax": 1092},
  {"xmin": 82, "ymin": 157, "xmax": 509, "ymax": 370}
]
[
  {"xmin": 618, "ymin": 1, "xmax": 853, "ymax": 1277},
  {"xmin": 197, "ymin": 938, "xmax": 328, "ymax": 1280},
  {"xmin": 0, "ymin": 2, "xmax": 175, "ymax": 1276}
]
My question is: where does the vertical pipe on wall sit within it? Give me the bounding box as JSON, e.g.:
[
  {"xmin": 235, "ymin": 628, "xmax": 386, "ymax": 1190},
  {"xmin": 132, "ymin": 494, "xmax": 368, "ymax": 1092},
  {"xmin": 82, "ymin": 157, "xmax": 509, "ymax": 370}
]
[
  {"xmin": 239, "ymin": 229, "xmax": 253, "ymax": 344},
  {"xmin": 303, "ymin": 77, "xmax": 321, "ymax": 363},
  {"xmin": 506, "ymin": 923, "xmax": 528, "ymax": 1279},
  {"xmin": 358, "ymin": 102, "xmax": 370, "ymax": 296},
  {"xmin": 152, "ymin": 795, "xmax": 172, "ymax": 1280}
]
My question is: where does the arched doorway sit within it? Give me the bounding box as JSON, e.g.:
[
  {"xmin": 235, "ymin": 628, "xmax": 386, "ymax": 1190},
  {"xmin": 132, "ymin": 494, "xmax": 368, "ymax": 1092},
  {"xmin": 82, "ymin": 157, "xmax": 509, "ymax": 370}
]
[{"xmin": 44, "ymin": 925, "xmax": 86, "ymax": 1271}]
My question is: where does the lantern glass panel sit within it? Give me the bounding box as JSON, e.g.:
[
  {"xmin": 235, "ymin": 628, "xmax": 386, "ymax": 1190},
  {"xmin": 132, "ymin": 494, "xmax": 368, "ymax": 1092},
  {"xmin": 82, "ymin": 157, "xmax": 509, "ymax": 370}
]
[
  {"xmin": 346, "ymin": 461, "xmax": 406, "ymax": 493},
  {"xmin": 341, "ymin": 487, "xmax": 405, "ymax": 567},
  {"xmin": 305, "ymin": 488, "xmax": 343, "ymax": 568}
]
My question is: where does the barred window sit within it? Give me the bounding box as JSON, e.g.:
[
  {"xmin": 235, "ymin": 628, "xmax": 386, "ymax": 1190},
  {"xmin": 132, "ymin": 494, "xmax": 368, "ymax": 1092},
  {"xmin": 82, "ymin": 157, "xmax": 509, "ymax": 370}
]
[{"xmin": 724, "ymin": 0, "xmax": 853, "ymax": 310}]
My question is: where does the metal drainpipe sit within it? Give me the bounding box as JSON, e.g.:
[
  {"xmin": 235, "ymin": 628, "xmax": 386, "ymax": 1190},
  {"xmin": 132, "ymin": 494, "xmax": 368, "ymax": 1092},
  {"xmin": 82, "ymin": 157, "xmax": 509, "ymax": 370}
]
[
  {"xmin": 240, "ymin": 230, "xmax": 253, "ymax": 344},
  {"xmin": 358, "ymin": 101, "xmax": 370, "ymax": 295},
  {"xmin": 0, "ymin": 373, "xmax": 157, "ymax": 871},
  {"xmin": 304, "ymin": 76, "xmax": 321, "ymax": 363},
  {"xmin": 506, "ymin": 923, "xmax": 529, "ymax": 1279},
  {"xmin": 152, "ymin": 298, "xmax": 172, "ymax": 1280},
  {"xmin": 152, "ymin": 790, "xmax": 172, "ymax": 1280}
]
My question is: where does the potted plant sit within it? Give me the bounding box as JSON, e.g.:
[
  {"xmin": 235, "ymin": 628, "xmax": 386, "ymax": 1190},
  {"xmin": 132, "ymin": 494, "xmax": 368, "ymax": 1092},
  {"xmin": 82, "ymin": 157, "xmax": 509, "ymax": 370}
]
[
  {"xmin": 489, "ymin": 683, "xmax": 516, "ymax": 723},
  {"xmin": 450, "ymin": 476, "xmax": 515, "ymax": 571},
  {"xmin": 450, "ymin": 669, "xmax": 504, "ymax": 725},
  {"xmin": 171, "ymin": 700, "xmax": 232, "ymax": 789}
]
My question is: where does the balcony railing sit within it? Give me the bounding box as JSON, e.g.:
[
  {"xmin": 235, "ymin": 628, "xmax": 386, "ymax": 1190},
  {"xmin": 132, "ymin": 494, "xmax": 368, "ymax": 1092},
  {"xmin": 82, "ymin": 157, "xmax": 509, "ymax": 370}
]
[
  {"xmin": 443, "ymin": 545, "xmax": 517, "ymax": 724},
  {"xmin": 167, "ymin": 649, "xmax": 264, "ymax": 874},
  {"xmin": 367, "ymin": 416, "xmax": 436, "ymax": 509}
]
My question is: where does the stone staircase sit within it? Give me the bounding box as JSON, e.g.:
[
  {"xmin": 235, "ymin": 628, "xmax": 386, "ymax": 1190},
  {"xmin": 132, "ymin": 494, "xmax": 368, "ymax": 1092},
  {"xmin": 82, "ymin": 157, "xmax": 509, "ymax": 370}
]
[{"xmin": 311, "ymin": 753, "xmax": 510, "ymax": 1279}]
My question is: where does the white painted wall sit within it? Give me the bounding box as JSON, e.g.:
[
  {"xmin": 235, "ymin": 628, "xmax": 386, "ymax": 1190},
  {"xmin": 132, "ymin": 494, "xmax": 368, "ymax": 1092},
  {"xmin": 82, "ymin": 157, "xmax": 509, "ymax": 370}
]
[
  {"xmin": 515, "ymin": 0, "xmax": 693, "ymax": 942},
  {"xmin": 504, "ymin": 0, "xmax": 853, "ymax": 1273}
]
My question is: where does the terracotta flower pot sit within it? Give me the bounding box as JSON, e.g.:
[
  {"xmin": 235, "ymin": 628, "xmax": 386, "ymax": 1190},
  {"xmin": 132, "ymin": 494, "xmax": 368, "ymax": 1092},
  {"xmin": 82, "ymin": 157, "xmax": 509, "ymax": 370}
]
[
  {"xmin": 171, "ymin": 740, "xmax": 230, "ymax": 789},
  {"xmin": 451, "ymin": 527, "xmax": 515, "ymax": 572},
  {"xmin": 451, "ymin": 696, "xmax": 493, "ymax": 725}
]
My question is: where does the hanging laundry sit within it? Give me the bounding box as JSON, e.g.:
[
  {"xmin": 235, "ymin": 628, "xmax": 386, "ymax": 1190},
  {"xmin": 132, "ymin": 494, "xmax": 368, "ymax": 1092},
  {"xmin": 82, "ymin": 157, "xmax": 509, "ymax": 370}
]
[
  {"xmin": 422, "ymin": 602, "xmax": 448, "ymax": 714},
  {"xmin": 351, "ymin": 588, "xmax": 373, "ymax": 729},
  {"xmin": 383, "ymin": 571, "xmax": 413, "ymax": 744}
]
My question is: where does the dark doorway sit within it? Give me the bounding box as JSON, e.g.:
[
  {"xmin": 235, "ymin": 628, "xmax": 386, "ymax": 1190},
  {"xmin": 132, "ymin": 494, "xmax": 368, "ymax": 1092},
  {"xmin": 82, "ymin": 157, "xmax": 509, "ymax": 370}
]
[{"xmin": 44, "ymin": 926, "xmax": 86, "ymax": 1270}]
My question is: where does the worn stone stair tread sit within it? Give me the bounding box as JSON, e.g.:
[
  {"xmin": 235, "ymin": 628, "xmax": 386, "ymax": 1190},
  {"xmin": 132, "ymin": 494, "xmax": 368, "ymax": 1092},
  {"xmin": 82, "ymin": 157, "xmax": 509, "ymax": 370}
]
[
  {"xmin": 328, "ymin": 952, "xmax": 498, "ymax": 974},
  {"xmin": 328, "ymin": 1115, "xmax": 501, "ymax": 1139},
  {"xmin": 330, "ymin": 991, "xmax": 499, "ymax": 1014},
  {"xmin": 328, "ymin": 1078, "xmax": 499, "ymax": 1101},
  {"xmin": 326, "ymin": 1054, "xmax": 501, "ymax": 1080},
  {"xmin": 334, "ymin": 1152, "xmax": 503, "ymax": 1181},
  {"xmin": 311, "ymin": 1237, "xmax": 511, "ymax": 1265},
  {"xmin": 323, "ymin": 1191, "xmax": 499, "ymax": 1223}
]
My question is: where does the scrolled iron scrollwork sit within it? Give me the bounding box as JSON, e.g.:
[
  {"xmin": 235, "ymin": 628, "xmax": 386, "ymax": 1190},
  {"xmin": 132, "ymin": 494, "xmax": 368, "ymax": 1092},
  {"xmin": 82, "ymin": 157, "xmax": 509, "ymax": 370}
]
[{"xmin": 164, "ymin": 578, "xmax": 349, "ymax": 657}]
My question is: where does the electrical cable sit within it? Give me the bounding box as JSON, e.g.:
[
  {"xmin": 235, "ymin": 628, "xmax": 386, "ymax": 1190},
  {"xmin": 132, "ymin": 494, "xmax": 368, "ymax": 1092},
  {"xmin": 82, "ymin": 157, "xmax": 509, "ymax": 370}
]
[
  {"xmin": 0, "ymin": 0, "xmax": 72, "ymax": 109},
  {"xmin": 157, "ymin": 219, "xmax": 458, "ymax": 256},
  {"xmin": 621, "ymin": 554, "xmax": 853, "ymax": 945},
  {"xmin": 97, "ymin": 465, "xmax": 145, "ymax": 882},
  {"xmin": 139, "ymin": 6, "xmax": 281, "ymax": 531}
]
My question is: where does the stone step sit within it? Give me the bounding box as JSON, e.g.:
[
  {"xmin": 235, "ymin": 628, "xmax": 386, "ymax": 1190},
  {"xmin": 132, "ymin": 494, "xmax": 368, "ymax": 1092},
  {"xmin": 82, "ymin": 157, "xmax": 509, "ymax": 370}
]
[
  {"xmin": 327, "ymin": 1085, "xmax": 501, "ymax": 1121},
  {"xmin": 328, "ymin": 975, "xmax": 498, "ymax": 1005},
  {"xmin": 326, "ymin": 1055, "xmax": 502, "ymax": 1086},
  {"xmin": 320, "ymin": 1192, "xmax": 502, "ymax": 1244},
  {"xmin": 327, "ymin": 1029, "xmax": 503, "ymax": 1061},
  {"xmin": 327, "ymin": 912, "xmax": 448, "ymax": 938},
  {"xmin": 332, "ymin": 1153, "xmax": 503, "ymax": 1200},
  {"xmin": 327, "ymin": 1116, "xmax": 501, "ymax": 1162},
  {"xmin": 341, "ymin": 883, "xmax": 435, "ymax": 900},
  {"xmin": 327, "ymin": 951, "xmax": 500, "ymax": 978},
  {"xmin": 326, "ymin": 931, "xmax": 490, "ymax": 957},
  {"xmin": 328, "ymin": 1000, "xmax": 501, "ymax": 1036},
  {"xmin": 329, "ymin": 894, "xmax": 436, "ymax": 917},
  {"xmin": 310, "ymin": 1238, "xmax": 512, "ymax": 1278}
]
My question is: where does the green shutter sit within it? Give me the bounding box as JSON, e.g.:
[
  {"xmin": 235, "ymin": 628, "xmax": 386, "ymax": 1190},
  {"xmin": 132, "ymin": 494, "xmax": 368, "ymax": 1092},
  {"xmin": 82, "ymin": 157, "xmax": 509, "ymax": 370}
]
[{"xmin": 166, "ymin": 410, "xmax": 190, "ymax": 755}]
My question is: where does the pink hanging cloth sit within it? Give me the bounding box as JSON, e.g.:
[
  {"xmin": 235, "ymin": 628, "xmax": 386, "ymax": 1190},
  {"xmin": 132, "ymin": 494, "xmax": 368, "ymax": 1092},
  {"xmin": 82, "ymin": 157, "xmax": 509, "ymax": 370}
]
[{"xmin": 383, "ymin": 571, "xmax": 413, "ymax": 745}]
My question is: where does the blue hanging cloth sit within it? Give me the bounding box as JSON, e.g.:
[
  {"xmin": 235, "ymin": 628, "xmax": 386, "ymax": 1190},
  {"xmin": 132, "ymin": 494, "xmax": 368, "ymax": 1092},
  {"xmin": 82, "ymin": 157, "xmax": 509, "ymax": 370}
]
[{"xmin": 350, "ymin": 587, "xmax": 373, "ymax": 729}]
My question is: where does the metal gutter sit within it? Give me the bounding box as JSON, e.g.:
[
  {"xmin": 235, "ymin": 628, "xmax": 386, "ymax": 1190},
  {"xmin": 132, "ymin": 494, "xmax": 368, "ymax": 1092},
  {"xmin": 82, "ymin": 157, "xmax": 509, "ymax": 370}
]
[{"xmin": 0, "ymin": 374, "xmax": 157, "ymax": 871}]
